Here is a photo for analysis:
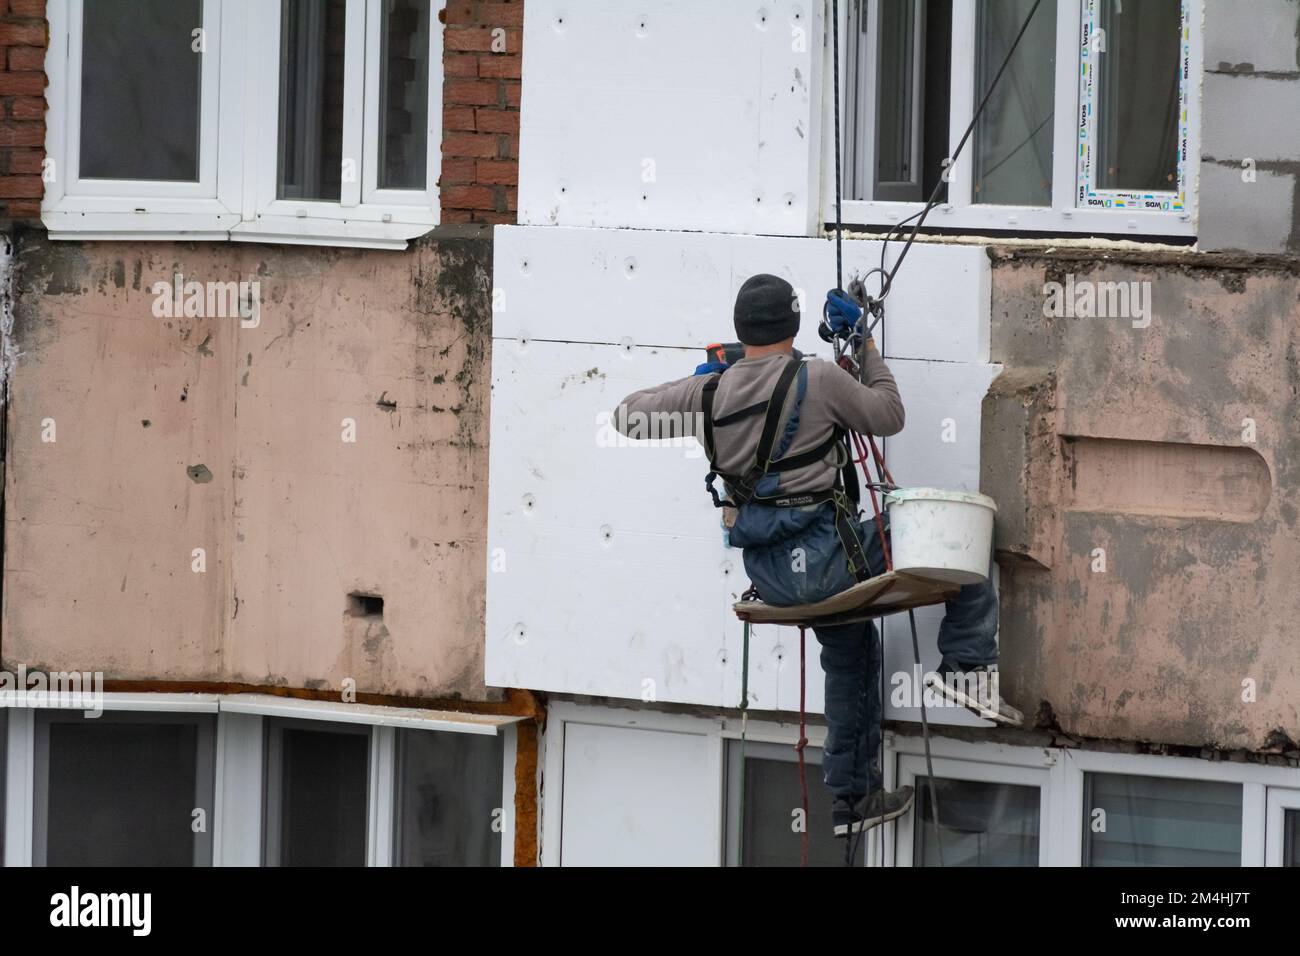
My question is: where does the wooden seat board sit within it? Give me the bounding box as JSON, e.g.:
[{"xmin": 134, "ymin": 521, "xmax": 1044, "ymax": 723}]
[{"xmin": 732, "ymin": 570, "xmax": 961, "ymax": 627}]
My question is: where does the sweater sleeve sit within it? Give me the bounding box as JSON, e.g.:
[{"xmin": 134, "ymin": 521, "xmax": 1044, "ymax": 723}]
[
  {"xmin": 612, "ymin": 374, "xmax": 709, "ymax": 440},
  {"xmin": 818, "ymin": 347, "xmax": 906, "ymax": 437}
]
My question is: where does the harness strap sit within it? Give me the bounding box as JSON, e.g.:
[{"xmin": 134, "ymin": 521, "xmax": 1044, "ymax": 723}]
[
  {"xmin": 712, "ymin": 399, "xmax": 768, "ymax": 428},
  {"xmin": 766, "ymin": 428, "xmax": 845, "ymax": 473},
  {"xmin": 701, "ymin": 357, "xmax": 804, "ymax": 507},
  {"xmin": 707, "ymin": 358, "xmax": 837, "ymax": 509},
  {"xmin": 831, "ymin": 490, "xmax": 872, "ymax": 583},
  {"xmin": 701, "ymin": 359, "xmax": 870, "ymax": 585},
  {"xmin": 701, "ymin": 374, "xmax": 720, "ymax": 462},
  {"xmin": 744, "ymin": 357, "xmax": 803, "ymax": 488}
]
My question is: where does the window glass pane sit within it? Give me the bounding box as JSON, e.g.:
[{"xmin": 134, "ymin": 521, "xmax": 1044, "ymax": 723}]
[
  {"xmin": 394, "ymin": 729, "xmax": 503, "ymax": 866},
  {"xmin": 973, "ymin": 0, "xmax": 1056, "ymax": 205},
  {"xmin": 870, "ymin": 0, "xmax": 951, "ymax": 203},
  {"xmin": 79, "ymin": 0, "xmax": 203, "ymax": 181},
  {"xmin": 0, "ymin": 709, "xmax": 6, "ymax": 863},
  {"xmin": 728, "ymin": 743, "xmax": 860, "ymax": 866},
  {"xmin": 875, "ymin": 0, "xmax": 918, "ymax": 187},
  {"xmin": 40, "ymin": 714, "xmax": 214, "ymax": 866},
  {"xmin": 914, "ymin": 777, "xmax": 1040, "ymax": 866},
  {"xmin": 378, "ymin": 0, "xmax": 431, "ymax": 190},
  {"xmin": 919, "ymin": 0, "xmax": 952, "ymax": 201},
  {"xmin": 268, "ymin": 723, "xmax": 369, "ymax": 866},
  {"xmin": 1083, "ymin": 773, "xmax": 1242, "ymax": 866},
  {"xmin": 278, "ymin": 0, "xmax": 348, "ymax": 201},
  {"xmin": 1095, "ymin": 0, "xmax": 1180, "ymax": 191},
  {"xmin": 1283, "ymin": 809, "xmax": 1300, "ymax": 867}
]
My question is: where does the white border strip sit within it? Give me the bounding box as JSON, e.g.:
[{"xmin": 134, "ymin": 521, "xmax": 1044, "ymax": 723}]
[{"xmin": 218, "ymin": 693, "xmax": 523, "ymax": 735}]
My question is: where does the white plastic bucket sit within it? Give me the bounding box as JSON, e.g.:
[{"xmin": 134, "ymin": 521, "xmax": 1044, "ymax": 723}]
[{"xmin": 884, "ymin": 488, "xmax": 997, "ymax": 585}]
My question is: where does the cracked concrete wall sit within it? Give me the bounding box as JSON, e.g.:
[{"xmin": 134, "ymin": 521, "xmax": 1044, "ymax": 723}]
[
  {"xmin": 986, "ymin": 247, "xmax": 1300, "ymax": 751},
  {"xmin": 1200, "ymin": 0, "xmax": 1300, "ymax": 253},
  {"xmin": 2, "ymin": 230, "xmax": 495, "ymax": 702}
]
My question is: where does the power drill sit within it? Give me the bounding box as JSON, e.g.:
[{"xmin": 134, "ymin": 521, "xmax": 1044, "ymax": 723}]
[{"xmin": 704, "ymin": 342, "xmax": 804, "ymax": 366}]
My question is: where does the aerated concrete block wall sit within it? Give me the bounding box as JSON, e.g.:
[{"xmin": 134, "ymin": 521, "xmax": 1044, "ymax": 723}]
[{"xmin": 1199, "ymin": 0, "xmax": 1300, "ymax": 253}]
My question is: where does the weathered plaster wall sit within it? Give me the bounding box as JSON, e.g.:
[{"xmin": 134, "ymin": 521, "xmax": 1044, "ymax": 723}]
[
  {"xmin": 986, "ymin": 247, "xmax": 1300, "ymax": 751},
  {"xmin": 2, "ymin": 229, "xmax": 495, "ymax": 701}
]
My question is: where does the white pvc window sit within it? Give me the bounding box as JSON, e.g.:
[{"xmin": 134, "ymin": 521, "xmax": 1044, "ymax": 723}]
[
  {"xmin": 32, "ymin": 710, "xmax": 217, "ymax": 866},
  {"xmin": 838, "ymin": 0, "xmax": 1199, "ymax": 237},
  {"xmin": 43, "ymin": 0, "xmax": 445, "ymax": 248},
  {"xmin": 1077, "ymin": 0, "xmax": 1190, "ymax": 213},
  {"xmin": 68, "ymin": 0, "xmax": 218, "ymax": 198},
  {"xmin": 1081, "ymin": 772, "xmax": 1243, "ymax": 866},
  {"xmin": 895, "ymin": 752, "xmax": 1047, "ymax": 866},
  {"xmin": 393, "ymin": 727, "xmax": 504, "ymax": 867},
  {"xmin": 723, "ymin": 739, "xmax": 853, "ymax": 867},
  {"xmin": 543, "ymin": 703, "xmax": 1300, "ymax": 868},
  {"xmin": 0, "ymin": 710, "xmax": 6, "ymax": 864},
  {"xmin": 3, "ymin": 694, "xmax": 517, "ymax": 867},
  {"xmin": 262, "ymin": 715, "xmax": 512, "ymax": 867},
  {"xmin": 263, "ymin": 717, "xmax": 371, "ymax": 866},
  {"xmin": 1265, "ymin": 788, "xmax": 1300, "ymax": 867}
]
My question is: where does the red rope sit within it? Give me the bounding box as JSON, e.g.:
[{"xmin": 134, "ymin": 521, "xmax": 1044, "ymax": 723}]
[
  {"xmin": 797, "ymin": 624, "xmax": 809, "ymax": 868},
  {"xmin": 852, "ymin": 431, "xmax": 892, "ymax": 571}
]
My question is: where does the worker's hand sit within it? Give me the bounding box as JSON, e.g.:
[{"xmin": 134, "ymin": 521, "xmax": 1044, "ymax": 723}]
[
  {"xmin": 824, "ymin": 289, "xmax": 863, "ymax": 336},
  {"xmin": 694, "ymin": 360, "xmax": 729, "ymax": 376}
]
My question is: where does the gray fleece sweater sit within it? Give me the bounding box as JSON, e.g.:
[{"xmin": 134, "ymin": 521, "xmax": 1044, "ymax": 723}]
[{"xmin": 613, "ymin": 347, "xmax": 905, "ymax": 495}]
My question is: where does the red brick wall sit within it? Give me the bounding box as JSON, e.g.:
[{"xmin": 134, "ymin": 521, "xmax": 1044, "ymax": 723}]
[
  {"xmin": 0, "ymin": 0, "xmax": 46, "ymax": 221},
  {"xmin": 440, "ymin": 0, "xmax": 521, "ymax": 224}
]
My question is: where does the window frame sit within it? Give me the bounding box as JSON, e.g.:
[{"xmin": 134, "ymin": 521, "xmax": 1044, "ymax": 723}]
[
  {"xmin": 3, "ymin": 693, "xmax": 518, "ymax": 867},
  {"xmin": 888, "ymin": 732, "xmax": 1285, "ymax": 866},
  {"xmin": 31, "ymin": 708, "xmax": 218, "ymax": 867},
  {"xmin": 1076, "ymin": 0, "xmax": 1191, "ymax": 214},
  {"xmin": 1080, "ymin": 769, "xmax": 1245, "ymax": 867},
  {"xmin": 390, "ymin": 725, "xmax": 508, "ymax": 867},
  {"xmin": 851, "ymin": 0, "xmax": 930, "ymax": 202},
  {"xmin": 43, "ymin": 0, "xmax": 446, "ymax": 250},
  {"xmin": 831, "ymin": 0, "xmax": 1201, "ymax": 239},
  {"xmin": 541, "ymin": 702, "xmax": 1300, "ymax": 868},
  {"xmin": 262, "ymin": 715, "xmax": 373, "ymax": 867},
  {"xmin": 1264, "ymin": 787, "xmax": 1300, "ymax": 867},
  {"xmin": 63, "ymin": 0, "xmax": 222, "ymax": 202},
  {"xmin": 894, "ymin": 750, "xmax": 1050, "ymax": 866},
  {"xmin": 363, "ymin": 0, "xmax": 440, "ymax": 208},
  {"xmin": 722, "ymin": 737, "xmax": 841, "ymax": 867}
]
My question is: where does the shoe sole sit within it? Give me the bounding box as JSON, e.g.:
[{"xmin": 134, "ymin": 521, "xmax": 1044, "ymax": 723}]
[
  {"xmin": 833, "ymin": 791, "xmax": 914, "ymax": 838},
  {"xmin": 923, "ymin": 675, "xmax": 1024, "ymax": 727}
]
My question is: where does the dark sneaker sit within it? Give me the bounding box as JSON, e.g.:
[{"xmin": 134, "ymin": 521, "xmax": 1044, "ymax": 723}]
[
  {"xmin": 832, "ymin": 785, "xmax": 914, "ymax": 837},
  {"xmin": 925, "ymin": 665, "xmax": 1024, "ymax": 726}
]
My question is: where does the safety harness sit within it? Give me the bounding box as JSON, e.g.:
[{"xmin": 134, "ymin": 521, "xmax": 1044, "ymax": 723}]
[{"xmin": 699, "ymin": 356, "xmax": 872, "ymax": 584}]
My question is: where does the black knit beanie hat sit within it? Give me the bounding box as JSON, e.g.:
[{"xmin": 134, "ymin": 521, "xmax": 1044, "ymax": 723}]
[{"xmin": 733, "ymin": 274, "xmax": 800, "ymax": 346}]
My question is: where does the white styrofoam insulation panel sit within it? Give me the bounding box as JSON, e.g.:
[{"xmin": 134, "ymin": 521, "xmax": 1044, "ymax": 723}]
[
  {"xmin": 487, "ymin": 226, "xmax": 1000, "ymax": 725},
  {"xmin": 518, "ymin": 0, "xmax": 823, "ymax": 235},
  {"xmin": 493, "ymin": 225, "xmax": 991, "ymax": 363}
]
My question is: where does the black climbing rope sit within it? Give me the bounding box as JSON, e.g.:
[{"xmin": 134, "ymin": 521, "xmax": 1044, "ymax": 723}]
[{"xmin": 824, "ymin": 0, "xmax": 1046, "ymax": 868}]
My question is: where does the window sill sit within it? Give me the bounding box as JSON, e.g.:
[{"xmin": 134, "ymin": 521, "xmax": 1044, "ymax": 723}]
[
  {"xmin": 43, "ymin": 210, "xmax": 241, "ymax": 242},
  {"xmin": 833, "ymin": 199, "xmax": 1196, "ymax": 241},
  {"xmin": 231, "ymin": 215, "xmax": 434, "ymax": 250},
  {"xmin": 41, "ymin": 208, "xmax": 438, "ymax": 250}
]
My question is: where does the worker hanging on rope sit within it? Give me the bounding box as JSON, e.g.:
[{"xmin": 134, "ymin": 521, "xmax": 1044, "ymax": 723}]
[{"xmin": 611, "ymin": 273, "xmax": 1023, "ymax": 840}]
